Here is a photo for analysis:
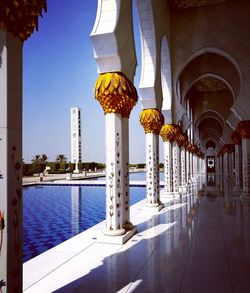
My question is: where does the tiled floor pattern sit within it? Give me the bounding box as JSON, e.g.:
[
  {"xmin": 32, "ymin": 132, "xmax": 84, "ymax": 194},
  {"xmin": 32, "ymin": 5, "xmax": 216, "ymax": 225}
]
[{"xmin": 23, "ymin": 184, "xmax": 250, "ymax": 293}]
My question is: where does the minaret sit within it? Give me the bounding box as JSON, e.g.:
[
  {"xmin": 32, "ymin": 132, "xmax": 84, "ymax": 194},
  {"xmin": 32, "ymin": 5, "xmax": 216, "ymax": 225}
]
[{"xmin": 71, "ymin": 107, "xmax": 82, "ymax": 173}]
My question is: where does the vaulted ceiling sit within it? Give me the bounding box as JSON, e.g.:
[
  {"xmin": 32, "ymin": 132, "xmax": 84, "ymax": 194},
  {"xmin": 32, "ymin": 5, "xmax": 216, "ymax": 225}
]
[{"xmin": 178, "ymin": 51, "xmax": 240, "ymax": 151}]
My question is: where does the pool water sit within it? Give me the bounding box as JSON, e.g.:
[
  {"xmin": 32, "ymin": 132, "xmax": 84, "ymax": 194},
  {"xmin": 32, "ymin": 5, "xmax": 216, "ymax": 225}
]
[{"xmin": 23, "ymin": 185, "xmax": 146, "ymax": 263}]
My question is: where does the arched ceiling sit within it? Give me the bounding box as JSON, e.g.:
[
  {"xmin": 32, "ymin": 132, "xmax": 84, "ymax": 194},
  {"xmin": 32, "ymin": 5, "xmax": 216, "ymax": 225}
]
[
  {"xmin": 179, "ymin": 53, "xmax": 240, "ymax": 103},
  {"xmin": 178, "ymin": 51, "xmax": 240, "ymax": 151}
]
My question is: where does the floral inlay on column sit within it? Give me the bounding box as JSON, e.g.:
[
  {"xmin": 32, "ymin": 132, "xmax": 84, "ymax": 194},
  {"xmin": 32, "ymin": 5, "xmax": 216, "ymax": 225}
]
[
  {"xmin": 140, "ymin": 109, "xmax": 164, "ymax": 207},
  {"xmin": 0, "ymin": 211, "xmax": 4, "ymax": 256}
]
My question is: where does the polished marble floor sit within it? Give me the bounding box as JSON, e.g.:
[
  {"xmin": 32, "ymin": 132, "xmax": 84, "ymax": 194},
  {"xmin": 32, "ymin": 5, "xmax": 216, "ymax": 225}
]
[{"xmin": 23, "ymin": 181, "xmax": 250, "ymax": 293}]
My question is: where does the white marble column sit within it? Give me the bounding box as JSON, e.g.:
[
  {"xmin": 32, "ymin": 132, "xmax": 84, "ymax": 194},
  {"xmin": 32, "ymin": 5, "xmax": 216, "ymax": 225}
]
[
  {"xmin": 104, "ymin": 113, "xmax": 125, "ymax": 236},
  {"xmin": 172, "ymin": 141, "xmax": 180, "ymax": 195},
  {"xmin": 241, "ymin": 138, "xmax": 250, "ymax": 199},
  {"xmin": 193, "ymin": 155, "xmax": 197, "ymax": 180},
  {"xmin": 190, "ymin": 153, "xmax": 194, "ymax": 181},
  {"xmin": 186, "ymin": 148, "xmax": 191, "ymax": 183},
  {"xmin": 231, "ymin": 133, "xmax": 242, "ymax": 193},
  {"xmin": 121, "ymin": 118, "xmax": 134, "ymax": 229},
  {"xmin": 180, "ymin": 146, "xmax": 187, "ymax": 191},
  {"xmin": 219, "ymin": 153, "xmax": 224, "ymax": 193},
  {"xmin": 228, "ymin": 149, "xmax": 234, "ymax": 178},
  {"xmin": 223, "ymin": 151, "xmax": 229, "ymax": 178},
  {"xmin": 234, "ymin": 144, "xmax": 241, "ymax": 192},
  {"xmin": 95, "ymin": 71, "xmax": 138, "ymax": 242},
  {"xmin": 0, "ymin": 31, "xmax": 23, "ymax": 293},
  {"xmin": 145, "ymin": 133, "xmax": 162, "ymax": 209},
  {"xmin": 163, "ymin": 141, "xmax": 173, "ymax": 195},
  {"xmin": 140, "ymin": 109, "xmax": 164, "ymax": 210}
]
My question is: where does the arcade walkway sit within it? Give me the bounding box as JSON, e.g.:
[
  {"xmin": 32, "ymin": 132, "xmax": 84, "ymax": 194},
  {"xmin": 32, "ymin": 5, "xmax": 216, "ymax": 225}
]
[{"xmin": 23, "ymin": 181, "xmax": 250, "ymax": 293}]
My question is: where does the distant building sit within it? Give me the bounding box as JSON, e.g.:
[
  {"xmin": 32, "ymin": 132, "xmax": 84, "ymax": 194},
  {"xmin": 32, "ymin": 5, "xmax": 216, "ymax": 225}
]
[{"xmin": 71, "ymin": 107, "xmax": 82, "ymax": 168}]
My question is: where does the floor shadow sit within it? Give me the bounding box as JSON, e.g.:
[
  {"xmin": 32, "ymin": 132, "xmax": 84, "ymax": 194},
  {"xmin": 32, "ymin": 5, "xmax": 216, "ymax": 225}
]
[{"xmin": 51, "ymin": 190, "xmax": 201, "ymax": 292}]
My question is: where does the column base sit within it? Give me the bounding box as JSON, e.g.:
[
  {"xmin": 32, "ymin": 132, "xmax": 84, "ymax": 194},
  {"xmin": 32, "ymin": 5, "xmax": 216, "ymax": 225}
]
[
  {"xmin": 179, "ymin": 185, "xmax": 187, "ymax": 193},
  {"xmin": 123, "ymin": 221, "xmax": 135, "ymax": 230},
  {"xmin": 172, "ymin": 191, "xmax": 181, "ymax": 197},
  {"xmin": 240, "ymin": 193, "xmax": 250, "ymax": 203},
  {"xmin": 103, "ymin": 228, "xmax": 125, "ymax": 237},
  {"xmin": 143, "ymin": 203, "xmax": 164, "ymax": 212},
  {"xmin": 99, "ymin": 226, "xmax": 136, "ymax": 244},
  {"xmin": 160, "ymin": 190, "xmax": 175, "ymax": 198}
]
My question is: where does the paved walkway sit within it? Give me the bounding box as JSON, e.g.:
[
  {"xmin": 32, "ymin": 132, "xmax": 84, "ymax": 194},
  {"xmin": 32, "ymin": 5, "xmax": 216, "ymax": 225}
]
[
  {"xmin": 22, "ymin": 172, "xmax": 106, "ymax": 186},
  {"xmin": 23, "ymin": 184, "xmax": 250, "ymax": 292}
]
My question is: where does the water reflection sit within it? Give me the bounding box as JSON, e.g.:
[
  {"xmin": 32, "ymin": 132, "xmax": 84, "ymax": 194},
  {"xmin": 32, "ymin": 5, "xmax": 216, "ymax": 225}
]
[
  {"xmin": 207, "ymin": 173, "xmax": 216, "ymax": 186},
  {"xmin": 71, "ymin": 186, "xmax": 81, "ymax": 234}
]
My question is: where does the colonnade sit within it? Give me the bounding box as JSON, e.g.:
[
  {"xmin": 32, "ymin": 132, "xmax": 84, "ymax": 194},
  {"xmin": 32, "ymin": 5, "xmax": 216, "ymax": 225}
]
[
  {"xmin": 94, "ymin": 74, "xmax": 206, "ymax": 235},
  {"xmin": 217, "ymin": 120, "xmax": 250, "ymax": 200}
]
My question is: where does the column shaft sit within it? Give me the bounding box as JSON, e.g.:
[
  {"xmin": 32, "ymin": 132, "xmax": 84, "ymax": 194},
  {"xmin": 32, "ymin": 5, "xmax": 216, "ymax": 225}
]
[
  {"xmin": 163, "ymin": 141, "xmax": 173, "ymax": 194},
  {"xmin": 0, "ymin": 32, "xmax": 23, "ymax": 293},
  {"xmin": 190, "ymin": 153, "xmax": 193, "ymax": 180},
  {"xmin": 145, "ymin": 133, "xmax": 160, "ymax": 206},
  {"xmin": 241, "ymin": 139, "xmax": 250, "ymax": 196},
  {"xmin": 219, "ymin": 155, "xmax": 224, "ymax": 192},
  {"xmin": 186, "ymin": 150, "xmax": 191, "ymax": 182},
  {"xmin": 122, "ymin": 118, "xmax": 133, "ymax": 229},
  {"xmin": 180, "ymin": 146, "xmax": 186, "ymax": 187},
  {"xmin": 104, "ymin": 113, "xmax": 125, "ymax": 236},
  {"xmin": 172, "ymin": 141, "xmax": 180, "ymax": 194}
]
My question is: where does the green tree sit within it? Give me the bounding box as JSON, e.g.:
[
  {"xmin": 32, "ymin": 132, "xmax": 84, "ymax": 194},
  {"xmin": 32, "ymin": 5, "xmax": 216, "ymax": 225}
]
[
  {"xmin": 40, "ymin": 154, "xmax": 48, "ymax": 163},
  {"xmin": 31, "ymin": 155, "xmax": 40, "ymax": 164},
  {"xmin": 56, "ymin": 154, "xmax": 67, "ymax": 163}
]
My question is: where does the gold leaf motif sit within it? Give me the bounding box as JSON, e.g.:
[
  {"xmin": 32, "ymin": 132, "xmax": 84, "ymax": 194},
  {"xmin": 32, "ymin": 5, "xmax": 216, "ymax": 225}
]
[
  {"xmin": 160, "ymin": 124, "xmax": 183, "ymax": 142},
  {"xmin": 231, "ymin": 131, "xmax": 241, "ymax": 145},
  {"xmin": 139, "ymin": 109, "xmax": 164, "ymax": 134},
  {"xmin": 222, "ymin": 144, "xmax": 234, "ymax": 153},
  {"xmin": 0, "ymin": 0, "xmax": 47, "ymax": 42},
  {"xmin": 237, "ymin": 120, "xmax": 250, "ymax": 140},
  {"xmin": 95, "ymin": 72, "xmax": 138, "ymax": 118}
]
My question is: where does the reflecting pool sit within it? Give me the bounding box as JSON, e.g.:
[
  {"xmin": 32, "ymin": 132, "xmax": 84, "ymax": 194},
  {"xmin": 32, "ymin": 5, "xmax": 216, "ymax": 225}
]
[{"xmin": 23, "ymin": 185, "xmax": 146, "ymax": 262}]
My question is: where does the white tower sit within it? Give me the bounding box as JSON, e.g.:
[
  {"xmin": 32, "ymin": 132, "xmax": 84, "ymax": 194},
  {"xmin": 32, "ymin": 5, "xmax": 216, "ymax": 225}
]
[{"xmin": 71, "ymin": 107, "xmax": 82, "ymax": 173}]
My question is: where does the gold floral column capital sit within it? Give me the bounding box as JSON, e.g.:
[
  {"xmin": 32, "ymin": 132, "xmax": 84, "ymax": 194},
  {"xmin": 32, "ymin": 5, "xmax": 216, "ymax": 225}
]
[
  {"xmin": 140, "ymin": 109, "xmax": 164, "ymax": 134},
  {"xmin": 160, "ymin": 124, "xmax": 178, "ymax": 142},
  {"xmin": 0, "ymin": 0, "xmax": 47, "ymax": 41},
  {"xmin": 222, "ymin": 144, "xmax": 234, "ymax": 153},
  {"xmin": 231, "ymin": 130, "xmax": 241, "ymax": 145},
  {"xmin": 237, "ymin": 120, "xmax": 250, "ymax": 139},
  {"xmin": 95, "ymin": 72, "xmax": 138, "ymax": 118},
  {"xmin": 186, "ymin": 142, "xmax": 193, "ymax": 153},
  {"xmin": 176, "ymin": 132, "xmax": 188, "ymax": 147}
]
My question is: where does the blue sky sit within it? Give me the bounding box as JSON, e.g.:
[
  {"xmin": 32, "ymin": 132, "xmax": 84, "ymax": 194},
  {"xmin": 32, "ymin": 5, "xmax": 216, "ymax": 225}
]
[{"xmin": 23, "ymin": 0, "xmax": 163, "ymax": 163}]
